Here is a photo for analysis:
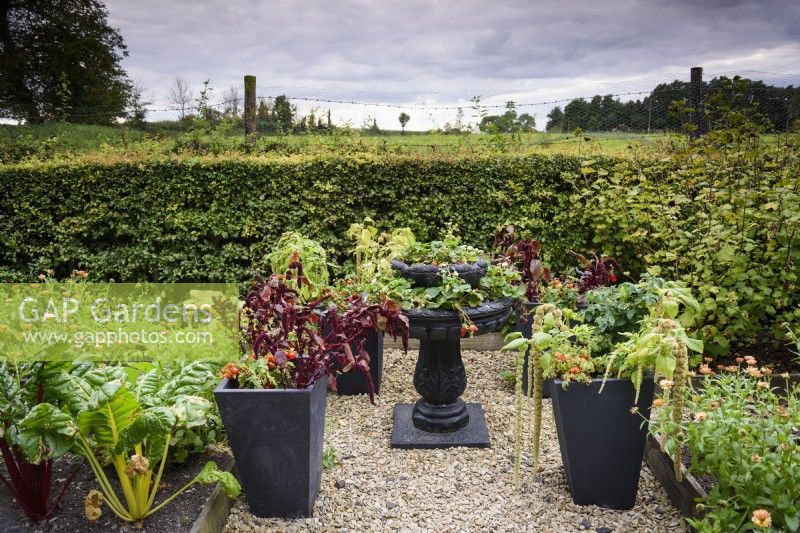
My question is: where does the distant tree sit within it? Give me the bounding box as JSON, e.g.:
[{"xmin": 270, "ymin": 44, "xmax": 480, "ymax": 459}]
[
  {"xmin": 480, "ymin": 101, "xmax": 535, "ymax": 133},
  {"xmin": 0, "ymin": 0, "xmax": 132, "ymax": 124},
  {"xmin": 222, "ymin": 86, "xmax": 241, "ymax": 118},
  {"xmin": 167, "ymin": 77, "xmax": 193, "ymax": 119},
  {"xmin": 272, "ymin": 95, "xmax": 293, "ymax": 133},
  {"xmin": 256, "ymin": 99, "xmax": 270, "ymax": 120},
  {"xmin": 398, "ymin": 112, "xmax": 410, "ymax": 133},
  {"xmin": 546, "ymin": 107, "xmax": 564, "ymax": 132},
  {"xmin": 128, "ymin": 80, "xmax": 152, "ymax": 127}
]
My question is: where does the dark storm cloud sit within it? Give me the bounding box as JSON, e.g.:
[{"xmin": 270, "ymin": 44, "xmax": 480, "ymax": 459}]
[{"xmin": 105, "ymin": 0, "xmax": 800, "ymax": 124}]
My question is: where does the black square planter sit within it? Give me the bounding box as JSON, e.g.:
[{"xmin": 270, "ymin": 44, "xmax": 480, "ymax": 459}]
[
  {"xmin": 214, "ymin": 378, "xmax": 328, "ymax": 518},
  {"xmin": 550, "ymin": 376, "xmax": 655, "ymax": 510},
  {"xmin": 335, "ymin": 330, "xmax": 384, "ymax": 395}
]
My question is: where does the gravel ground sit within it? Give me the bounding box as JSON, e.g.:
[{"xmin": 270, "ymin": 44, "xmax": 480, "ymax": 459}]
[{"xmin": 224, "ymin": 349, "xmax": 687, "ymax": 533}]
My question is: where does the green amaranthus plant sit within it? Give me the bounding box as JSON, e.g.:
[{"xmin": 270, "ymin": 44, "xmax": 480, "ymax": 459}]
[
  {"xmin": 600, "ymin": 286, "xmax": 704, "ymax": 482},
  {"xmin": 502, "ymin": 304, "xmax": 592, "ymax": 487},
  {"xmin": 42, "ymin": 365, "xmax": 239, "ymax": 527},
  {"xmin": 502, "ymin": 287, "xmax": 703, "ymax": 489}
]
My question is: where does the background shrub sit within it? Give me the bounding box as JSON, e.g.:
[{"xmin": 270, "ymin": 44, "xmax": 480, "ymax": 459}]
[{"xmin": 1, "ymin": 142, "xmax": 798, "ymax": 352}]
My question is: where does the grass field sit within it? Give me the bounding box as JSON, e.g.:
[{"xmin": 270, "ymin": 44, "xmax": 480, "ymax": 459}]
[{"xmin": 0, "ymin": 122, "xmax": 788, "ymax": 161}]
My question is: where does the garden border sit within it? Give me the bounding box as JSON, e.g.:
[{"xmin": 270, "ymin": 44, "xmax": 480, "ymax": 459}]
[
  {"xmin": 189, "ymin": 454, "xmax": 237, "ymax": 533},
  {"xmin": 644, "ymin": 434, "xmax": 706, "ymax": 519}
]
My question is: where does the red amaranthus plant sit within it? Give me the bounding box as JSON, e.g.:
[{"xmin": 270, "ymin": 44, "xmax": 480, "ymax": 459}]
[
  {"xmin": 569, "ymin": 250, "xmax": 619, "ymax": 304},
  {"xmin": 493, "ymin": 227, "xmax": 550, "ymax": 303},
  {"xmin": 228, "ymin": 258, "xmax": 408, "ymax": 402}
]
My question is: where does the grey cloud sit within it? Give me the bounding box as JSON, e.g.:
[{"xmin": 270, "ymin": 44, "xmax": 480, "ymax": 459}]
[{"xmin": 106, "ymin": 0, "xmax": 800, "ymax": 125}]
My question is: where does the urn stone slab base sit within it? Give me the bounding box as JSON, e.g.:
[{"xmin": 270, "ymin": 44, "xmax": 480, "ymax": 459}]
[{"xmin": 391, "ymin": 403, "xmax": 491, "ymax": 449}]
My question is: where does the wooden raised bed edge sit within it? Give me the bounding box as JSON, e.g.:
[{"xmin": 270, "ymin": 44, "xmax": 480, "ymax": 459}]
[
  {"xmin": 189, "ymin": 453, "xmax": 237, "ymax": 533},
  {"xmin": 644, "ymin": 434, "xmax": 706, "ymax": 519}
]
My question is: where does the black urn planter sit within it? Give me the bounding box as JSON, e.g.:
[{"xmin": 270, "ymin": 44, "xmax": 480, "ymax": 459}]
[
  {"xmin": 391, "ymin": 298, "xmax": 513, "ymax": 449},
  {"xmin": 514, "ymin": 301, "xmax": 552, "ymax": 398},
  {"xmin": 390, "ymin": 259, "xmax": 488, "ymax": 288},
  {"xmin": 550, "ymin": 375, "xmax": 655, "ymax": 510},
  {"xmin": 335, "ymin": 330, "xmax": 384, "ymax": 395},
  {"xmin": 214, "ymin": 378, "xmax": 327, "ymax": 518}
]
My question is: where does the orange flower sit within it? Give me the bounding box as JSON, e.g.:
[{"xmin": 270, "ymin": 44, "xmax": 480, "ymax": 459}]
[
  {"xmin": 699, "ymin": 365, "xmax": 713, "ymax": 375},
  {"xmin": 267, "ymin": 354, "xmax": 276, "ymax": 370},
  {"xmin": 220, "ymin": 363, "xmax": 239, "ymax": 380},
  {"xmin": 761, "ymin": 367, "xmax": 773, "ymax": 375},
  {"xmin": 653, "ymin": 398, "xmax": 664, "ymax": 408},
  {"xmin": 286, "ymin": 350, "xmax": 297, "ymax": 361},
  {"xmin": 735, "ymin": 357, "xmax": 744, "ymax": 363},
  {"xmin": 707, "ymin": 401, "xmax": 719, "ymax": 410},
  {"xmin": 751, "ymin": 454, "xmax": 761, "ymax": 463},
  {"xmin": 693, "ymin": 412, "xmax": 707, "ymax": 422},
  {"xmin": 751, "ymin": 509, "xmax": 771, "ymax": 528},
  {"xmin": 569, "ymin": 366, "xmax": 581, "ymax": 374}
]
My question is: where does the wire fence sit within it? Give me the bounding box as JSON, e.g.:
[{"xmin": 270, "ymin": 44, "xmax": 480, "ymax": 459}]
[{"xmin": 14, "ymin": 67, "xmax": 800, "ymax": 136}]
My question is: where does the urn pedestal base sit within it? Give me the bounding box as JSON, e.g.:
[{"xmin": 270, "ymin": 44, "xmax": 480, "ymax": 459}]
[{"xmin": 391, "ymin": 403, "xmax": 491, "ymax": 449}]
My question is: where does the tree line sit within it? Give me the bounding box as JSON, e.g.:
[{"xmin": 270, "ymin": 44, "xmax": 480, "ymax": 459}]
[{"xmin": 545, "ymin": 78, "xmax": 800, "ymax": 133}]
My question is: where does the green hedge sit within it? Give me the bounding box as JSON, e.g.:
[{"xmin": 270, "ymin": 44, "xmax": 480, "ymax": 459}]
[
  {"xmin": 0, "ymin": 154, "xmax": 604, "ymax": 283},
  {"xmin": 2, "ymin": 148, "xmax": 797, "ymax": 353}
]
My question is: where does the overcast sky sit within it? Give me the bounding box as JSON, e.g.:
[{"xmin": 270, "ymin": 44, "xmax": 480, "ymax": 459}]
[{"xmin": 107, "ymin": 0, "xmax": 800, "ymax": 130}]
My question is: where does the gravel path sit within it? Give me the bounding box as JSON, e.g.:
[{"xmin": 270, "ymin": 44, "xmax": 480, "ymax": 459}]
[{"xmin": 224, "ymin": 349, "xmax": 687, "ymax": 533}]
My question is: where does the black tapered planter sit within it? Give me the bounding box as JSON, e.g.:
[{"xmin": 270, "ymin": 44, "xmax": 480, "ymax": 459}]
[
  {"xmin": 336, "ymin": 330, "xmax": 384, "ymax": 395},
  {"xmin": 550, "ymin": 375, "xmax": 655, "ymax": 509},
  {"xmin": 214, "ymin": 378, "xmax": 327, "ymax": 518},
  {"xmin": 515, "ymin": 301, "xmax": 552, "ymax": 398}
]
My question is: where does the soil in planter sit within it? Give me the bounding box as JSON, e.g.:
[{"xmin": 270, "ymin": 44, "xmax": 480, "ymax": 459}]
[
  {"xmin": 0, "ymin": 450, "xmax": 230, "ymax": 533},
  {"xmin": 721, "ymin": 334, "xmax": 799, "ymax": 373}
]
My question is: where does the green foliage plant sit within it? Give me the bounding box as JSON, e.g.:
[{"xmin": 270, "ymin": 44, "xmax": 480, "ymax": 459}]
[
  {"xmin": 651, "ymin": 366, "xmax": 800, "ymax": 531},
  {"xmin": 42, "ymin": 365, "xmax": 239, "ymax": 527},
  {"xmin": 266, "ymin": 232, "xmax": 330, "ymax": 301}
]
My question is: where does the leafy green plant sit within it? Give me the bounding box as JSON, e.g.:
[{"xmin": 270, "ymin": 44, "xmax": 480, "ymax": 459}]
[
  {"xmin": 582, "ymin": 276, "xmax": 675, "ymax": 355},
  {"xmin": 127, "ymin": 361, "xmax": 222, "ymax": 463},
  {"xmin": 651, "ymin": 366, "xmax": 800, "ymax": 531},
  {"xmin": 401, "ymin": 230, "xmax": 483, "ymax": 265},
  {"xmin": 41, "ymin": 365, "xmax": 239, "ymax": 527},
  {"xmin": 266, "ymin": 232, "xmax": 330, "ymax": 300},
  {"xmin": 344, "ymin": 218, "xmax": 415, "ymax": 299},
  {"xmin": 322, "ymin": 447, "xmax": 338, "ymax": 470}
]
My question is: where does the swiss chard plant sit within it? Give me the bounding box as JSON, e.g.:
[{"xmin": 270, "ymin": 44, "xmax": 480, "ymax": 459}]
[
  {"xmin": 0, "ymin": 363, "xmax": 80, "ymax": 523},
  {"xmin": 40, "ymin": 364, "xmax": 239, "ymax": 527},
  {"xmin": 127, "ymin": 361, "xmax": 223, "ymax": 463}
]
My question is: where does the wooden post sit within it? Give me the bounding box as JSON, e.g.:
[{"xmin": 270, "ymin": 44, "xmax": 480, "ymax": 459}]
[
  {"xmin": 244, "ymin": 75, "xmax": 256, "ymax": 136},
  {"xmin": 690, "ymin": 67, "xmax": 706, "ymax": 138}
]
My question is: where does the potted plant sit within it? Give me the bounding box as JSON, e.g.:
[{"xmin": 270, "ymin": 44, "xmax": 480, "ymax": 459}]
[
  {"xmin": 332, "ymin": 219, "xmax": 415, "ymax": 395},
  {"xmin": 215, "ymin": 259, "xmax": 407, "ymax": 518},
  {"xmin": 493, "ymin": 226, "xmax": 550, "ymax": 395},
  {"xmin": 503, "ymin": 286, "xmax": 703, "ymax": 509}
]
